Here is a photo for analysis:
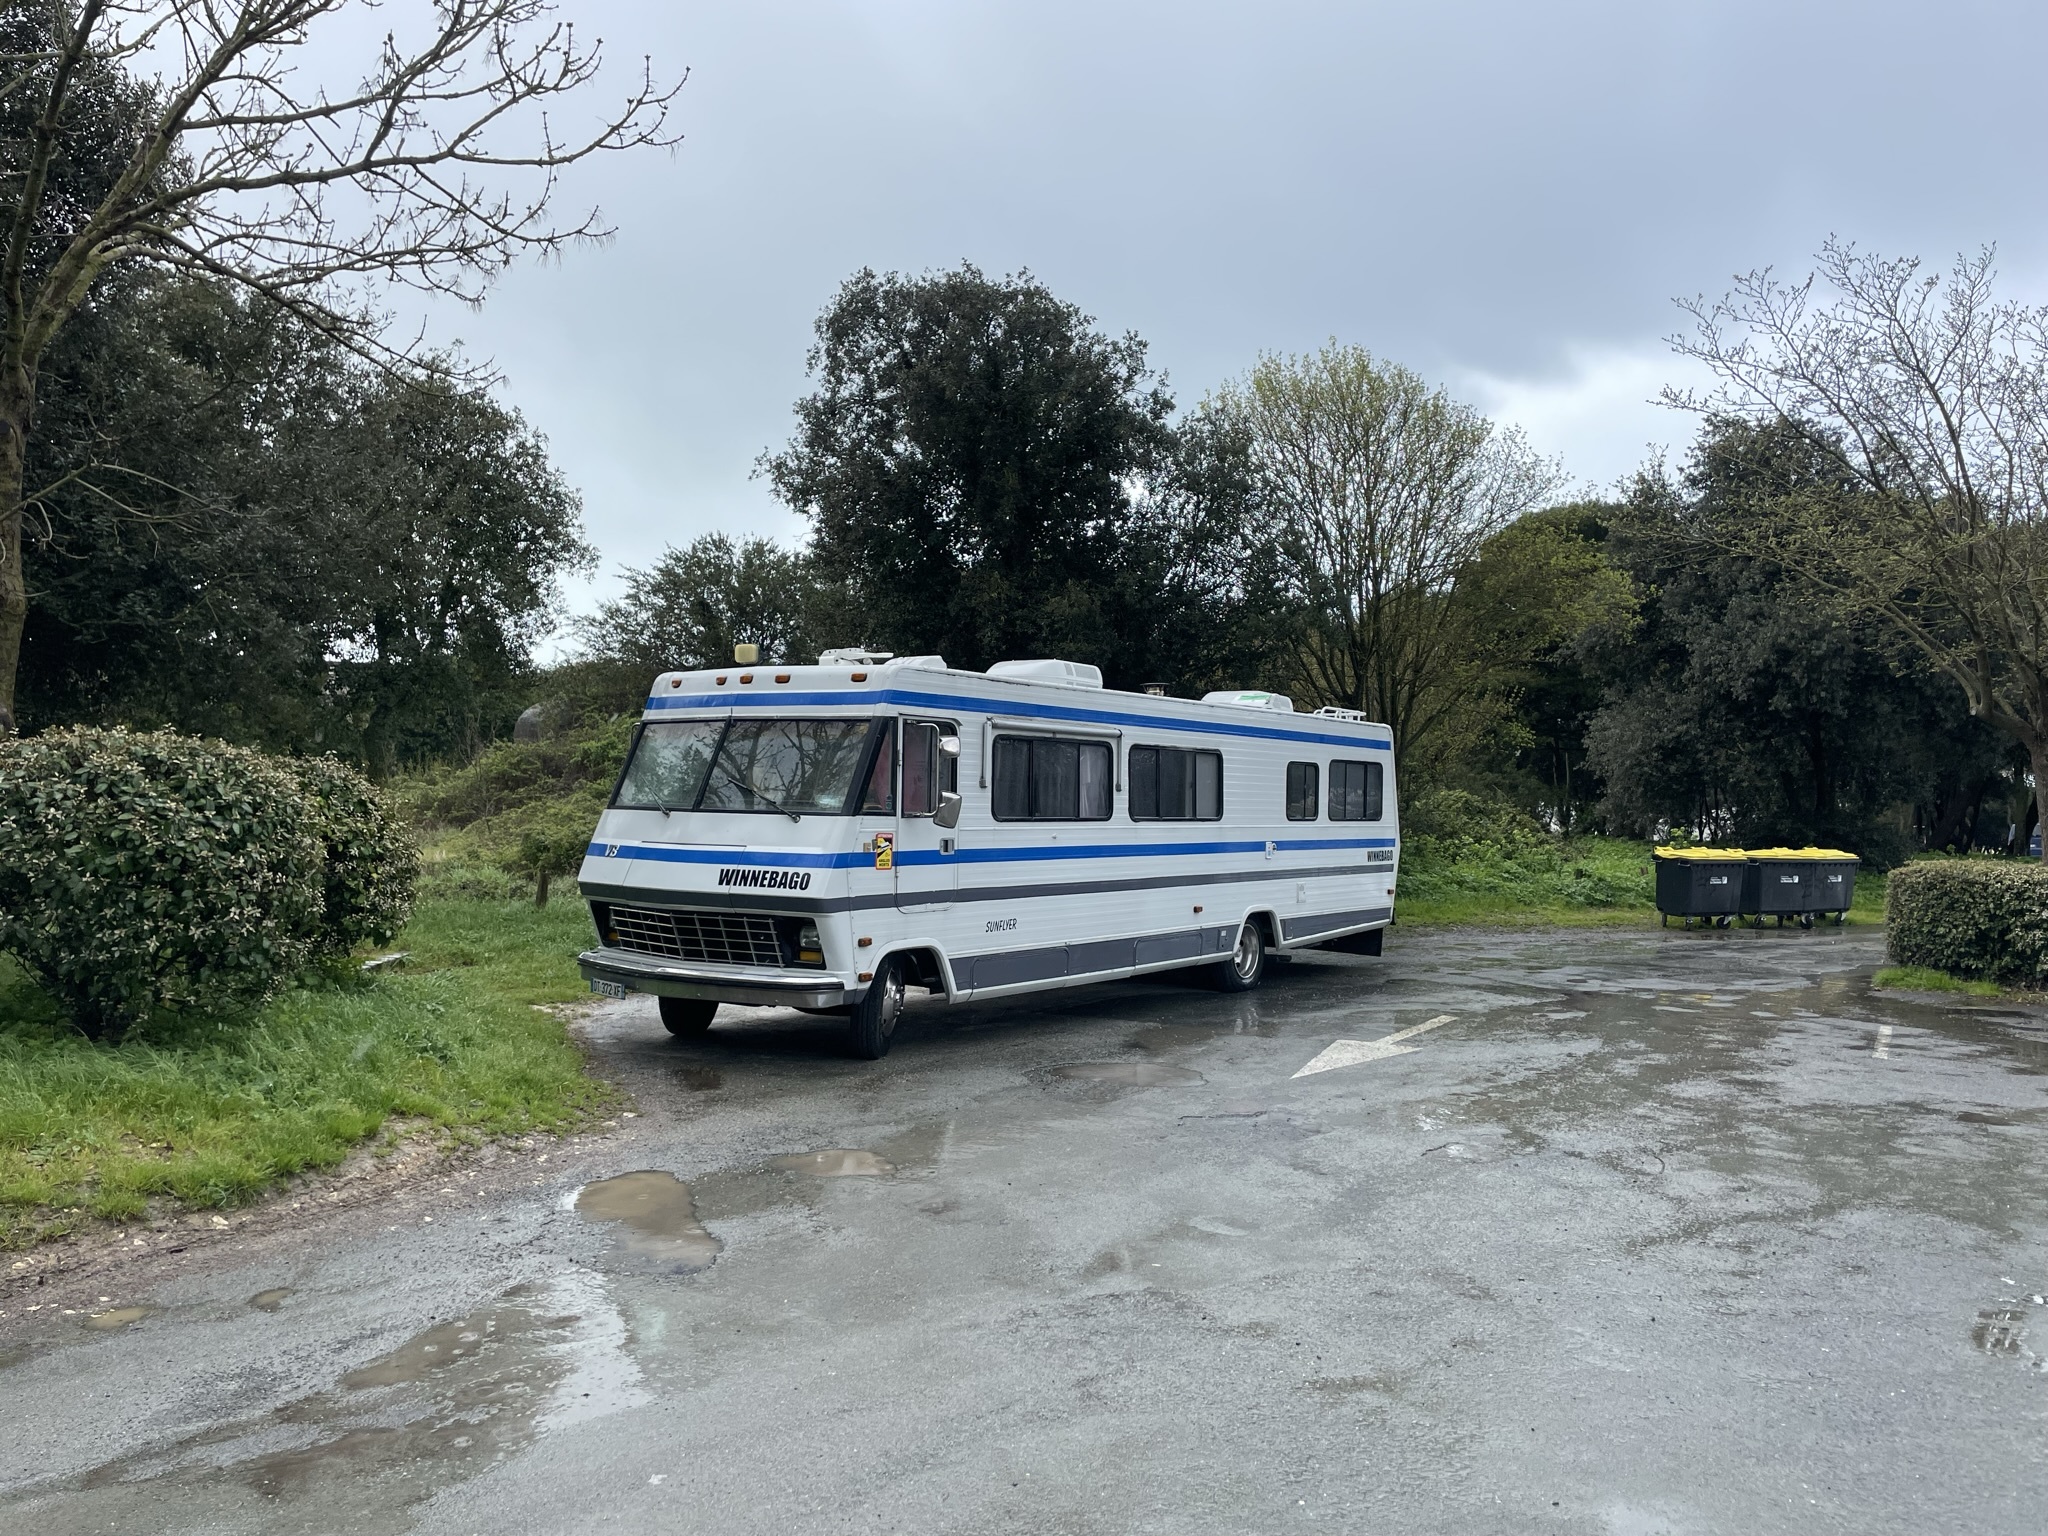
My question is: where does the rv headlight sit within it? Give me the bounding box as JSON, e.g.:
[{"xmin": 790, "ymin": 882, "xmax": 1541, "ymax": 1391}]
[{"xmin": 796, "ymin": 920, "xmax": 823, "ymax": 967}]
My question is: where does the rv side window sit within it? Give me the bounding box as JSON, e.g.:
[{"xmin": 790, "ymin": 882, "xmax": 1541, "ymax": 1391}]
[
  {"xmin": 1286, "ymin": 762, "xmax": 1319, "ymax": 821},
  {"xmin": 1329, "ymin": 760, "xmax": 1384, "ymax": 821},
  {"xmin": 859, "ymin": 724, "xmax": 895, "ymax": 814},
  {"xmin": 902, "ymin": 722, "xmax": 937, "ymax": 816},
  {"xmin": 901, "ymin": 720, "xmax": 957, "ymax": 816},
  {"xmin": 992, "ymin": 736, "xmax": 1112, "ymax": 821},
  {"xmin": 1128, "ymin": 746, "xmax": 1223, "ymax": 821}
]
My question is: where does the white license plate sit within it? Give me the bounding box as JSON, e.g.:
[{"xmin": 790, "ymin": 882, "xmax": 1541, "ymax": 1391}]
[{"xmin": 589, "ymin": 979, "xmax": 627, "ymax": 999}]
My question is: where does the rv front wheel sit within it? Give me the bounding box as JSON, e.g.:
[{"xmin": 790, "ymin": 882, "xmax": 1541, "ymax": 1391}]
[
  {"xmin": 659, "ymin": 996, "xmax": 718, "ymax": 1037},
  {"xmin": 847, "ymin": 957, "xmax": 907, "ymax": 1060},
  {"xmin": 1211, "ymin": 921, "xmax": 1267, "ymax": 993}
]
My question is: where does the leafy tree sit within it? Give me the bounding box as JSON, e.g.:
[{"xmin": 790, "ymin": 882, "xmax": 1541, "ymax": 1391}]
[
  {"xmin": 1211, "ymin": 342, "xmax": 1566, "ymax": 774},
  {"xmin": 762, "ymin": 264, "xmax": 1178, "ymax": 678},
  {"xmin": 19, "ymin": 274, "xmax": 589, "ymax": 771},
  {"xmin": 1583, "ymin": 418, "xmax": 2014, "ymax": 862},
  {"xmin": 1457, "ymin": 501, "xmax": 1637, "ymax": 827},
  {"xmin": 1673, "ymin": 242, "xmax": 2048, "ymax": 860},
  {"xmin": 0, "ymin": 1, "xmax": 678, "ymax": 723},
  {"xmin": 582, "ymin": 533, "xmax": 823, "ymax": 672}
]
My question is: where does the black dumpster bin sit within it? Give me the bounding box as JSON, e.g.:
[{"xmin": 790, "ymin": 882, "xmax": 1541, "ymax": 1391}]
[
  {"xmin": 1653, "ymin": 848, "xmax": 1748, "ymax": 927},
  {"xmin": 1743, "ymin": 847, "xmax": 1858, "ymax": 927}
]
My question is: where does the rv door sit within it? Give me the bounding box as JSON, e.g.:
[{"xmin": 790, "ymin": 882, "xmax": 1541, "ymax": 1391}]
[{"xmin": 896, "ymin": 719, "xmax": 960, "ymax": 912}]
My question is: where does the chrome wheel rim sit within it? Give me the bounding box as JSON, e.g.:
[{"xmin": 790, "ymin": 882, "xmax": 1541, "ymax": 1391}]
[
  {"xmin": 1232, "ymin": 924, "xmax": 1261, "ymax": 980},
  {"xmin": 878, "ymin": 969, "xmax": 905, "ymax": 1035}
]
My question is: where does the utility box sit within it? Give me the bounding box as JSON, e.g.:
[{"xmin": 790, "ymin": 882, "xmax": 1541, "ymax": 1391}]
[{"xmin": 1653, "ymin": 847, "xmax": 1749, "ymax": 927}]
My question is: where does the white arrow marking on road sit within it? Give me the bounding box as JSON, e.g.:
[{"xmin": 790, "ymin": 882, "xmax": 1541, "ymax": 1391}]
[{"xmin": 1293, "ymin": 1014, "xmax": 1459, "ymax": 1078}]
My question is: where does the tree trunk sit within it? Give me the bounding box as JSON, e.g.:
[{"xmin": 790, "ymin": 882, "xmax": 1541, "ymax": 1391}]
[
  {"xmin": 2032, "ymin": 741, "xmax": 2048, "ymax": 865},
  {"xmin": 0, "ymin": 386, "xmax": 29, "ymax": 724},
  {"xmin": 535, "ymin": 870, "xmax": 551, "ymax": 908}
]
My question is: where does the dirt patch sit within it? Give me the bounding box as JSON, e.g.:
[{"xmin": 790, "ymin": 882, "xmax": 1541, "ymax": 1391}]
[{"xmin": 0, "ymin": 1117, "xmax": 629, "ymax": 1314}]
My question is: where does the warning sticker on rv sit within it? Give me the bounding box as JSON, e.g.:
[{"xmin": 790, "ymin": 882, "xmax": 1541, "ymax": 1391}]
[{"xmin": 872, "ymin": 833, "xmax": 894, "ymax": 871}]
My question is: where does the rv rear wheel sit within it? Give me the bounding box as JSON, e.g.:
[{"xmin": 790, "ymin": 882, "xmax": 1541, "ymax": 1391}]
[
  {"xmin": 847, "ymin": 957, "xmax": 907, "ymax": 1060},
  {"xmin": 659, "ymin": 996, "xmax": 718, "ymax": 1037},
  {"xmin": 1210, "ymin": 921, "xmax": 1267, "ymax": 993}
]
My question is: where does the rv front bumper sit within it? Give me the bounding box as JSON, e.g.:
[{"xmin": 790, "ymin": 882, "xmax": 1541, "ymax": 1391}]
[{"xmin": 577, "ymin": 947, "xmax": 852, "ymax": 1010}]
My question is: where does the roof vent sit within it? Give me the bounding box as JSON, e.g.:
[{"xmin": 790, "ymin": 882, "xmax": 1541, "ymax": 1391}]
[
  {"xmin": 819, "ymin": 647, "xmax": 894, "ymax": 665},
  {"xmin": 1202, "ymin": 690, "xmax": 1295, "ymax": 712},
  {"xmin": 987, "ymin": 658, "xmax": 1103, "ymax": 689}
]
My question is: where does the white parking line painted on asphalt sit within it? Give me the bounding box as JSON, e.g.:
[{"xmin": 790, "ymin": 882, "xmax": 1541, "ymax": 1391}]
[
  {"xmin": 1874, "ymin": 1024, "xmax": 1892, "ymax": 1059},
  {"xmin": 1293, "ymin": 1015, "xmax": 1459, "ymax": 1078}
]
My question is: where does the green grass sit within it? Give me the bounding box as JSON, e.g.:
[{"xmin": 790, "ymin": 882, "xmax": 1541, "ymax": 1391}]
[
  {"xmin": 1396, "ymin": 836, "xmax": 1890, "ymax": 929},
  {"xmin": 0, "ymin": 895, "xmax": 612, "ymax": 1249},
  {"xmin": 1871, "ymin": 964, "xmax": 2002, "ymax": 997}
]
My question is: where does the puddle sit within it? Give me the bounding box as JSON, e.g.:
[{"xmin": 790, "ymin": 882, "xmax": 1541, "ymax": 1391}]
[
  {"xmin": 62, "ymin": 1271, "xmax": 644, "ymax": 1534},
  {"xmin": 1050, "ymin": 1062, "xmax": 1205, "ymax": 1087},
  {"xmin": 678, "ymin": 1066, "xmax": 723, "ymax": 1091},
  {"xmin": 575, "ymin": 1170, "xmax": 722, "ymax": 1273},
  {"xmin": 249, "ymin": 1288, "xmax": 294, "ymax": 1312},
  {"xmin": 81, "ymin": 1306, "xmax": 156, "ymax": 1331},
  {"xmin": 771, "ymin": 1150, "xmax": 894, "ymax": 1177},
  {"xmin": 1957, "ymin": 1111, "xmax": 2017, "ymax": 1126}
]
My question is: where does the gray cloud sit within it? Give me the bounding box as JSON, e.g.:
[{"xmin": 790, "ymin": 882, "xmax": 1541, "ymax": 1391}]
[{"xmin": 413, "ymin": 0, "xmax": 2048, "ymax": 628}]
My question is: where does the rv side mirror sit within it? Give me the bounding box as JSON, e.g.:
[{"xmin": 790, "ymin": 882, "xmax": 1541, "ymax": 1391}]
[
  {"xmin": 933, "ymin": 791, "xmax": 962, "ymax": 829},
  {"xmin": 938, "ymin": 734, "xmax": 961, "ymax": 757}
]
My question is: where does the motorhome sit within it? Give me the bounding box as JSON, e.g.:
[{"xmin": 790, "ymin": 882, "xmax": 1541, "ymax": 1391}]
[{"xmin": 577, "ymin": 653, "xmax": 1399, "ymax": 1057}]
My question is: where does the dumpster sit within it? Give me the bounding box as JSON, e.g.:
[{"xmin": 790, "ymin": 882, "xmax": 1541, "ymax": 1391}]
[
  {"xmin": 1743, "ymin": 847, "xmax": 1858, "ymax": 927},
  {"xmin": 1653, "ymin": 847, "xmax": 1749, "ymax": 927}
]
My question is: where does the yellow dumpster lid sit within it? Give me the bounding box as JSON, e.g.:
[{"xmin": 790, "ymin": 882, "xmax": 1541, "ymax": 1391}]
[
  {"xmin": 1653, "ymin": 846, "xmax": 1749, "ymax": 860},
  {"xmin": 1747, "ymin": 846, "xmax": 1858, "ymax": 862}
]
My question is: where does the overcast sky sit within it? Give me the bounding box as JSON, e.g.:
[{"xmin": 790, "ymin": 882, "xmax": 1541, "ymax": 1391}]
[{"xmin": 409, "ymin": 0, "xmax": 2048, "ymax": 637}]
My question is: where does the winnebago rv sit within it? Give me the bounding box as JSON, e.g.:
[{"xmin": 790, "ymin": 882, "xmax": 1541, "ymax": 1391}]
[{"xmin": 577, "ymin": 653, "xmax": 1398, "ymax": 1057}]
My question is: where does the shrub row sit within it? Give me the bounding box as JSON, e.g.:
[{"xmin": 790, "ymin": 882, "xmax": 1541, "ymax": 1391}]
[
  {"xmin": 1885, "ymin": 860, "xmax": 2048, "ymax": 987},
  {"xmin": 0, "ymin": 729, "xmax": 418, "ymax": 1038}
]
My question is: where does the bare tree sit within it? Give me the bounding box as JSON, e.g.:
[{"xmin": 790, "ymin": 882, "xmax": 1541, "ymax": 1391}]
[
  {"xmin": 1216, "ymin": 341, "xmax": 1563, "ymax": 769},
  {"xmin": 1672, "ymin": 241, "xmax": 2048, "ymax": 862},
  {"xmin": 0, "ymin": 1, "xmax": 682, "ymax": 720}
]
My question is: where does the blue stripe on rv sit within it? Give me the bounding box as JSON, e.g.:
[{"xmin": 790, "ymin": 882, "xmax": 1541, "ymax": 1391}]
[
  {"xmin": 585, "ymin": 837, "xmax": 1398, "ymax": 867},
  {"xmin": 640, "ymin": 686, "xmax": 1394, "ymax": 751}
]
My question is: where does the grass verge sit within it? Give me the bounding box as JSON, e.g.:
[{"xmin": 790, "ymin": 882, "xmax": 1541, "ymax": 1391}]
[
  {"xmin": 1395, "ymin": 837, "xmax": 1889, "ymax": 929},
  {"xmin": 0, "ymin": 895, "xmax": 611, "ymax": 1249},
  {"xmin": 1870, "ymin": 964, "xmax": 2002, "ymax": 997}
]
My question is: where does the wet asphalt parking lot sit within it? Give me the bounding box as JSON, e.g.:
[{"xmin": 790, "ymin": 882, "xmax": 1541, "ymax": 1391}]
[{"xmin": 2, "ymin": 924, "xmax": 2046, "ymax": 1536}]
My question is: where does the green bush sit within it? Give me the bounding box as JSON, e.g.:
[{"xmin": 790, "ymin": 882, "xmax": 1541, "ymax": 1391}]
[
  {"xmin": 286, "ymin": 755, "xmax": 419, "ymax": 952},
  {"xmin": 0, "ymin": 729, "xmax": 323, "ymax": 1038},
  {"xmin": 1402, "ymin": 786, "xmax": 1553, "ymax": 865},
  {"xmin": 1885, "ymin": 860, "xmax": 2048, "ymax": 987},
  {"xmin": 505, "ymin": 798, "xmax": 599, "ymax": 907}
]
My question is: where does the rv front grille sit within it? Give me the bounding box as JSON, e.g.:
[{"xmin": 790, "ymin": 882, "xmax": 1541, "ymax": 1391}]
[{"xmin": 606, "ymin": 905, "xmax": 785, "ymax": 968}]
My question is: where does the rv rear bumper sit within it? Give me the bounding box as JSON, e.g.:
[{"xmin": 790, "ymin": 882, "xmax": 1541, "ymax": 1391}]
[{"xmin": 577, "ymin": 948, "xmax": 852, "ymax": 1010}]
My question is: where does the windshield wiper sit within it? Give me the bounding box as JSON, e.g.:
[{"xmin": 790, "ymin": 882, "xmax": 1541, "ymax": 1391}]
[{"xmin": 723, "ymin": 771, "xmax": 801, "ymax": 823}]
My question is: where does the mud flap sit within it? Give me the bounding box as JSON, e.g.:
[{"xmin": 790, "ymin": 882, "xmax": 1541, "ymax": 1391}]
[{"xmin": 1314, "ymin": 926, "xmax": 1385, "ymax": 956}]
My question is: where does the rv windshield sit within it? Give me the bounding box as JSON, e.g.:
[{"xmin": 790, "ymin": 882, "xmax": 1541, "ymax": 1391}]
[{"xmin": 614, "ymin": 717, "xmax": 879, "ymax": 816}]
